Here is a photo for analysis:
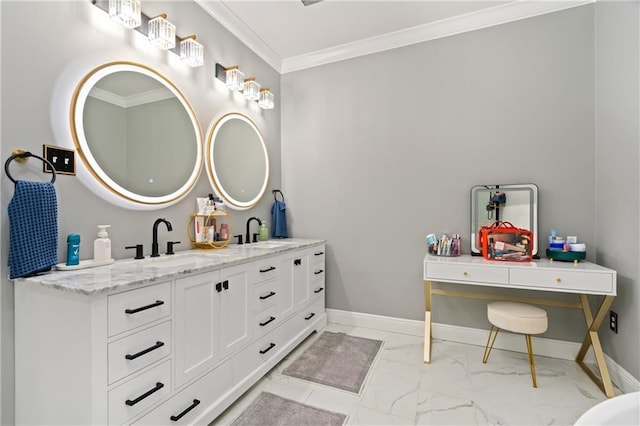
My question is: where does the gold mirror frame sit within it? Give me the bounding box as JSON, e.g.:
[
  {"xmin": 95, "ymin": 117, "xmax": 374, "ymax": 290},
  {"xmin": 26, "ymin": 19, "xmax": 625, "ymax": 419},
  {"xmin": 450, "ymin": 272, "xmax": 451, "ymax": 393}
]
[
  {"xmin": 205, "ymin": 112, "xmax": 269, "ymax": 210},
  {"xmin": 70, "ymin": 61, "xmax": 203, "ymax": 209}
]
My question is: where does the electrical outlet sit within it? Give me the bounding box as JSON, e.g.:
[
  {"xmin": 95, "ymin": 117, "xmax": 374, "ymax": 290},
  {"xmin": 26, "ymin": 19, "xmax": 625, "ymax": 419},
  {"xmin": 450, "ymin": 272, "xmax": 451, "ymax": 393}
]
[
  {"xmin": 609, "ymin": 311, "xmax": 618, "ymax": 333},
  {"xmin": 43, "ymin": 145, "xmax": 75, "ymax": 175}
]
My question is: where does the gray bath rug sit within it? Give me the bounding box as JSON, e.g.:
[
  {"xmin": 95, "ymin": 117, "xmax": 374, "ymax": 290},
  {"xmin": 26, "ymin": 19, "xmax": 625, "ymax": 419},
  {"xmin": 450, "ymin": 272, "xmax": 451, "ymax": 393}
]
[
  {"xmin": 230, "ymin": 392, "xmax": 346, "ymax": 426},
  {"xmin": 281, "ymin": 331, "xmax": 383, "ymax": 394}
]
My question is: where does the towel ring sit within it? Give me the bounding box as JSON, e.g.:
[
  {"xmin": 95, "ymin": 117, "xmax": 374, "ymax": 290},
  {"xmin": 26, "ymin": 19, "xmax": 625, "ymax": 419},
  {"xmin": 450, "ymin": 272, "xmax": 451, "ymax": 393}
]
[
  {"xmin": 4, "ymin": 151, "xmax": 56, "ymax": 184},
  {"xmin": 272, "ymin": 189, "xmax": 285, "ymax": 202}
]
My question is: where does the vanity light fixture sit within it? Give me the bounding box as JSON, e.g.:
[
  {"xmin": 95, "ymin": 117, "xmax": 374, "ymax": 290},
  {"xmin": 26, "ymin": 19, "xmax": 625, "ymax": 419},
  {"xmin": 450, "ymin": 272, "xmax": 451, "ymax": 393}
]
[
  {"xmin": 258, "ymin": 88, "xmax": 275, "ymax": 109},
  {"xmin": 225, "ymin": 66, "xmax": 245, "ymax": 92},
  {"xmin": 147, "ymin": 14, "xmax": 176, "ymax": 50},
  {"xmin": 243, "ymin": 78, "xmax": 260, "ymax": 101},
  {"xmin": 179, "ymin": 35, "xmax": 204, "ymax": 67},
  {"xmin": 108, "ymin": 0, "xmax": 141, "ymax": 29}
]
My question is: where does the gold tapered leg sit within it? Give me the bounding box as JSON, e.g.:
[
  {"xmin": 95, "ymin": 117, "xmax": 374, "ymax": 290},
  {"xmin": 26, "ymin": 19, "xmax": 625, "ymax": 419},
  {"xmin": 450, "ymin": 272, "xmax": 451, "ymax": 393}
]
[
  {"xmin": 423, "ymin": 280, "xmax": 433, "ymax": 364},
  {"xmin": 525, "ymin": 334, "xmax": 538, "ymax": 388},
  {"xmin": 482, "ymin": 325, "xmax": 499, "ymax": 363}
]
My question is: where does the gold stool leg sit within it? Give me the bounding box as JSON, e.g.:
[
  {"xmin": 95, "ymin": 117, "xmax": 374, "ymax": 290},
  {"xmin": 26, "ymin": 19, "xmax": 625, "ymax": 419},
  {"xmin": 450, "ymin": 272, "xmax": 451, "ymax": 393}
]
[
  {"xmin": 525, "ymin": 334, "xmax": 538, "ymax": 388},
  {"xmin": 483, "ymin": 325, "xmax": 499, "ymax": 363}
]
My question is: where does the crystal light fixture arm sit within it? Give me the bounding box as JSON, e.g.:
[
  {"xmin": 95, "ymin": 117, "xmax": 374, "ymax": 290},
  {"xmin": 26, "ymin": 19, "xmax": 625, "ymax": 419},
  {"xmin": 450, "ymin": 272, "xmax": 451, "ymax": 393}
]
[{"xmin": 92, "ymin": 0, "xmax": 203, "ymax": 66}]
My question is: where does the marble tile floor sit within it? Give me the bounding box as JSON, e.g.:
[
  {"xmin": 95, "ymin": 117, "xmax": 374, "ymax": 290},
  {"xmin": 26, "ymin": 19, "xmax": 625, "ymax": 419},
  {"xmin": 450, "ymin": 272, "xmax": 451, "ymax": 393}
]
[{"xmin": 213, "ymin": 322, "xmax": 619, "ymax": 425}]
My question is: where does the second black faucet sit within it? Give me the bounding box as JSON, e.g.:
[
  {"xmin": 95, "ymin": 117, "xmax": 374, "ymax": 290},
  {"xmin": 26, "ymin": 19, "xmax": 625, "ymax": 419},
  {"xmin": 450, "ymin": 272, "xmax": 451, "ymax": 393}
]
[
  {"xmin": 152, "ymin": 218, "xmax": 172, "ymax": 257},
  {"xmin": 245, "ymin": 217, "xmax": 262, "ymax": 244}
]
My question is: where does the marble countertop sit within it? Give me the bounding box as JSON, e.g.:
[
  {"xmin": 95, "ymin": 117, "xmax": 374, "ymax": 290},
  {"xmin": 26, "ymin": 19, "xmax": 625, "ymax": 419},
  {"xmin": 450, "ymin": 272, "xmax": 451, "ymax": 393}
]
[{"xmin": 16, "ymin": 239, "xmax": 325, "ymax": 296}]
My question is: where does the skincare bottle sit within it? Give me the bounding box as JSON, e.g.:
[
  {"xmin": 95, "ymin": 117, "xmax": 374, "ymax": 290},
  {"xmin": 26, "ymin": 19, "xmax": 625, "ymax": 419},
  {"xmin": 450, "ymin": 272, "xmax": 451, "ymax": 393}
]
[
  {"xmin": 66, "ymin": 234, "xmax": 81, "ymax": 266},
  {"xmin": 93, "ymin": 225, "xmax": 112, "ymax": 262},
  {"xmin": 220, "ymin": 223, "xmax": 229, "ymax": 241},
  {"xmin": 259, "ymin": 221, "xmax": 268, "ymax": 241}
]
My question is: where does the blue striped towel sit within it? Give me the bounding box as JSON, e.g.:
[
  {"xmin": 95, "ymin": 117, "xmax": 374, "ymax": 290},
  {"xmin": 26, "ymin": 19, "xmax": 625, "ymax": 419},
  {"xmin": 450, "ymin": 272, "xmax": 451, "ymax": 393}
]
[
  {"xmin": 271, "ymin": 200, "xmax": 288, "ymax": 238},
  {"xmin": 8, "ymin": 181, "xmax": 58, "ymax": 279}
]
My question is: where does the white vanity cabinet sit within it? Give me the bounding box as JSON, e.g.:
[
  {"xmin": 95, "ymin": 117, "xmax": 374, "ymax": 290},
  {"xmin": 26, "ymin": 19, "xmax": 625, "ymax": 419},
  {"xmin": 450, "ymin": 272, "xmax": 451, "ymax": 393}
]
[{"xmin": 14, "ymin": 240, "xmax": 326, "ymax": 425}]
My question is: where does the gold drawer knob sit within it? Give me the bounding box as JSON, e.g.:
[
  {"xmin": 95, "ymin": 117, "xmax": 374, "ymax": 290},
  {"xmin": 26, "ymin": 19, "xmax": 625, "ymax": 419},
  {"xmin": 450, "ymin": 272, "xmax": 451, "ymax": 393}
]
[
  {"xmin": 556, "ymin": 278, "xmax": 562, "ymax": 283},
  {"xmin": 463, "ymin": 272, "xmax": 468, "ymax": 277}
]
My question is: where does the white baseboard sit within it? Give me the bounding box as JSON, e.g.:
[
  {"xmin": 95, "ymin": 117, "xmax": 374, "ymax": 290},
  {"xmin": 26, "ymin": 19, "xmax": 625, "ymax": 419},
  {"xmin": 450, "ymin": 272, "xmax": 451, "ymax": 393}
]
[{"xmin": 326, "ymin": 308, "xmax": 640, "ymax": 394}]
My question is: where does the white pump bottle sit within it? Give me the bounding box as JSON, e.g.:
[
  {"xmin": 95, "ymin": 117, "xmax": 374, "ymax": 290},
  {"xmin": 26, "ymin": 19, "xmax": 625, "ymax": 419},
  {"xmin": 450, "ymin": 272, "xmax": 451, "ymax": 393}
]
[{"xmin": 94, "ymin": 225, "xmax": 112, "ymax": 262}]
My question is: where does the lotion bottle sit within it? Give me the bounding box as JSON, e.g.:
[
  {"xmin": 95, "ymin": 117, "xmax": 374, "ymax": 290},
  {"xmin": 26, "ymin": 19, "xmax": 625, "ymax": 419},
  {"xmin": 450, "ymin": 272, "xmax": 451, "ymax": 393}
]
[
  {"xmin": 94, "ymin": 225, "xmax": 112, "ymax": 262},
  {"xmin": 259, "ymin": 221, "xmax": 268, "ymax": 241}
]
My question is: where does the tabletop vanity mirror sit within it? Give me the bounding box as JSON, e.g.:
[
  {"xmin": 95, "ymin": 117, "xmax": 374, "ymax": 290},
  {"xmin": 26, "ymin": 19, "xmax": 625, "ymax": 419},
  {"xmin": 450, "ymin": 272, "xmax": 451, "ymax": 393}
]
[
  {"xmin": 470, "ymin": 184, "xmax": 539, "ymax": 256},
  {"xmin": 70, "ymin": 61, "xmax": 202, "ymax": 209},
  {"xmin": 205, "ymin": 112, "xmax": 269, "ymax": 210}
]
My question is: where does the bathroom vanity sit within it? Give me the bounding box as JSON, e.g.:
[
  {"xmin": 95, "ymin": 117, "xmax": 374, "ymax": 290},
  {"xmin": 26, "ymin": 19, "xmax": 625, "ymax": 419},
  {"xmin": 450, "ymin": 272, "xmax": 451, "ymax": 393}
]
[{"xmin": 13, "ymin": 239, "xmax": 326, "ymax": 425}]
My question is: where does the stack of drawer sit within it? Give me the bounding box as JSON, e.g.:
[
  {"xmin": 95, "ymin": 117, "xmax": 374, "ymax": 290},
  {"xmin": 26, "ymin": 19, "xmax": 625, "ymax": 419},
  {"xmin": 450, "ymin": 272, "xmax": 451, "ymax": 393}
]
[{"xmin": 107, "ymin": 282, "xmax": 172, "ymax": 425}]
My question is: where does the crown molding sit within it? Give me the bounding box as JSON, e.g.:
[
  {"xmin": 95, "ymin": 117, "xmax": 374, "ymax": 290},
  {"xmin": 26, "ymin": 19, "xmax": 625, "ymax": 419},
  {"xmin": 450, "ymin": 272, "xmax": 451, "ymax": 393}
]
[
  {"xmin": 89, "ymin": 87, "xmax": 174, "ymax": 108},
  {"xmin": 193, "ymin": 0, "xmax": 282, "ymax": 71},
  {"xmin": 195, "ymin": 0, "xmax": 594, "ymax": 75}
]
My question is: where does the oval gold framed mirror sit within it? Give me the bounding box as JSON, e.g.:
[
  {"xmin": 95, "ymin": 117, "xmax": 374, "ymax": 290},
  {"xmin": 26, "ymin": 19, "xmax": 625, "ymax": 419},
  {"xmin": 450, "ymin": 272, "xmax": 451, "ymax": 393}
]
[
  {"xmin": 70, "ymin": 61, "xmax": 203, "ymax": 209},
  {"xmin": 205, "ymin": 113, "xmax": 269, "ymax": 210}
]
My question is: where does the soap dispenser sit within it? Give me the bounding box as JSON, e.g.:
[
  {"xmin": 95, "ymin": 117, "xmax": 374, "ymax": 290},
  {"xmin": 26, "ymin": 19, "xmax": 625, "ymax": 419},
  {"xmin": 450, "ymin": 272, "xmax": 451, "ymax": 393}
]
[
  {"xmin": 259, "ymin": 221, "xmax": 268, "ymax": 241},
  {"xmin": 94, "ymin": 225, "xmax": 112, "ymax": 262}
]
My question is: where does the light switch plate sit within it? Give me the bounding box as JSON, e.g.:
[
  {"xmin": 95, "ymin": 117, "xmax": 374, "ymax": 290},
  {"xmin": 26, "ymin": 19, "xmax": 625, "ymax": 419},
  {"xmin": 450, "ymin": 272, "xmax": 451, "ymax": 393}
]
[{"xmin": 43, "ymin": 144, "xmax": 75, "ymax": 175}]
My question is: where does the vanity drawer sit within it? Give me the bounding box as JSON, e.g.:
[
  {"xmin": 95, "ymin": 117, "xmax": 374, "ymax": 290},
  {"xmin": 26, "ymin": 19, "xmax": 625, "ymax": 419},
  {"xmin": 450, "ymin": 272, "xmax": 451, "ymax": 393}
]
[
  {"xmin": 290, "ymin": 298, "xmax": 325, "ymax": 337},
  {"xmin": 311, "ymin": 246, "xmax": 326, "ymax": 265},
  {"xmin": 108, "ymin": 282, "xmax": 171, "ymax": 337},
  {"xmin": 108, "ymin": 321, "xmax": 172, "ymax": 384},
  {"xmin": 108, "ymin": 359, "xmax": 171, "ymax": 425},
  {"xmin": 425, "ymin": 263, "xmax": 508, "ymax": 284},
  {"xmin": 510, "ymin": 269, "xmax": 614, "ymax": 294},
  {"xmin": 232, "ymin": 325, "xmax": 285, "ymax": 383},
  {"xmin": 254, "ymin": 279, "xmax": 280, "ymax": 312},
  {"xmin": 254, "ymin": 304, "xmax": 280, "ymax": 338},
  {"xmin": 133, "ymin": 360, "xmax": 231, "ymax": 425},
  {"xmin": 252, "ymin": 257, "xmax": 280, "ymax": 284}
]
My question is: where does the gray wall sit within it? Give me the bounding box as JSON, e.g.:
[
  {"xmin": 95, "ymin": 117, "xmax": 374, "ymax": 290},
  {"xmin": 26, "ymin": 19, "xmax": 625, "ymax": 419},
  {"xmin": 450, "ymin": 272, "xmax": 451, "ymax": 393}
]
[
  {"xmin": 0, "ymin": 2, "xmax": 281, "ymax": 423},
  {"xmin": 595, "ymin": 0, "xmax": 640, "ymax": 380},
  {"xmin": 282, "ymin": 4, "xmax": 638, "ymax": 381}
]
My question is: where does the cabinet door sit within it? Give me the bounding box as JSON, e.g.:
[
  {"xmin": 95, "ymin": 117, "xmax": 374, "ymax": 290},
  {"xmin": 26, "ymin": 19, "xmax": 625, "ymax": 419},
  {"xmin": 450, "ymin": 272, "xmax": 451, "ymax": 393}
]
[
  {"xmin": 219, "ymin": 264, "xmax": 253, "ymax": 358},
  {"xmin": 174, "ymin": 272, "xmax": 220, "ymax": 387},
  {"xmin": 292, "ymin": 251, "xmax": 310, "ymax": 309},
  {"xmin": 278, "ymin": 256, "xmax": 295, "ymax": 319}
]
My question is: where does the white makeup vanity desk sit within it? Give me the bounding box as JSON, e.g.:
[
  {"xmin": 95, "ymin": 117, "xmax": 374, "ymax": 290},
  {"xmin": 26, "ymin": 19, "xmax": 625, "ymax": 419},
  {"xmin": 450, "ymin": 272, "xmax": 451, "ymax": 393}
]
[{"xmin": 423, "ymin": 254, "xmax": 617, "ymax": 398}]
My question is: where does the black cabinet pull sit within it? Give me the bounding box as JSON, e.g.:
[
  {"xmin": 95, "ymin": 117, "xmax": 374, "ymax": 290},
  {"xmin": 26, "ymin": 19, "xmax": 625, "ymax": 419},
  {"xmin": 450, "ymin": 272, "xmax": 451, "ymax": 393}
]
[
  {"xmin": 314, "ymin": 251, "xmax": 324, "ymax": 256},
  {"xmin": 125, "ymin": 382, "xmax": 164, "ymax": 406},
  {"xmin": 259, "ymin": 316, "xmax": 276, "ymax": 327},
  {"xmin": 259, "ymin": 343, "xmax": 276, "ymax": 354},
  {"xmin": 125, "ymin": 341, "xmax": 165, "ymax": 360},
  {"xmin": 259, "ymin": 266, "xmax": 276, "ymax": 273},
  {"xmin": 222, "ymin": 280, "xmax": 229, "ymax": 290},
  {"xmin": 314, "ymin": 287, "xmax": 325, "ymax": 294},
  {"xmin": 305, "ymin": 313, "xmax": 316, "ymax": 320},
  {"xmin": 314, "ymin": 269, "xmax": 324, "ymax": 275},
  {"xmin": 259, "ymin": 291, "xmax": 276, "ymax": 300},
  {"xmin": 170, "ymin": 399, "xmax": 201, "ymax": 422},
  {"xmin": 216, "ymin": 282, "xmax": 222, "ymax": 292},
  {"xmin": 293, "ymin": 259, "xmax": 302, "ymax": 266},
  {"xmin": 125, "ymin": 300, "xmax": 164, "ymax": 315}
]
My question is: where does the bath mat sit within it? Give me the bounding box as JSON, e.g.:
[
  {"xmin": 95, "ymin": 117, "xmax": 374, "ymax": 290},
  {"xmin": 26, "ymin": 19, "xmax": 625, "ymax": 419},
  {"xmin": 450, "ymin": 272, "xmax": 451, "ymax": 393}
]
[
  {"xmin": 231, "ymin": 392, "xmax": 346, "ymax": 426},
  {"xmin": 282, "ymin": 331, "xmax": 383, "ymax": 394}
]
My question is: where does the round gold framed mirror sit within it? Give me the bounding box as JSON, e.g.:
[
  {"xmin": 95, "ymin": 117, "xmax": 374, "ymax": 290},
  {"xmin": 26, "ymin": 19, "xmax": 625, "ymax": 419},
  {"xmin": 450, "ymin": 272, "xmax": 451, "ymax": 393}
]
[
  {"xmin": 205, "ymin": 113, "xmax": 269, "ymax": 210},
  {"xmin": 70, "ymin": 61, "xmax": 202, "ymax": 209}
]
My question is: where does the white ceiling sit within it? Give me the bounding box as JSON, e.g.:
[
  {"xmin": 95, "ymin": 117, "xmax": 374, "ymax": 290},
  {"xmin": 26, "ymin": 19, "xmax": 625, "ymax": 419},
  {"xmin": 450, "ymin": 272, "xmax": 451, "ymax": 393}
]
[{"xmin": 194, "ymin": 0, "xmax": 593, "ymax": 73}]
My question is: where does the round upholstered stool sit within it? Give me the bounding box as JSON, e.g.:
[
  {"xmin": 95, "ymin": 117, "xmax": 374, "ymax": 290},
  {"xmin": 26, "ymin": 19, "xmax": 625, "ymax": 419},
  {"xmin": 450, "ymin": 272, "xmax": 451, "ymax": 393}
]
[{"xmin": 482, "ymin": 301, "xmax": 548, "ymax": 387}]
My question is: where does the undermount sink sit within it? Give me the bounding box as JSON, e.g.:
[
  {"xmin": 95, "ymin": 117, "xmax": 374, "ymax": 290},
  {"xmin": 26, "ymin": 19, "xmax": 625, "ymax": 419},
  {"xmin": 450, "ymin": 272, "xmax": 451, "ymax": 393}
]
[
  {"xmin": 247, "ymin": 240, "xmax": 296, "ymax": 249},
  {"xmin": 136, "ymin": 252, "xmax": 227, "ymax": 268}
]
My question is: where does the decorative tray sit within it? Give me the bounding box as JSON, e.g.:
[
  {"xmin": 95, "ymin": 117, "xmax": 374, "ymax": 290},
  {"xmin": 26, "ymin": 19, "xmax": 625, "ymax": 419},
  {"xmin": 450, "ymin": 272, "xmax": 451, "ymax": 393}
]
[{"xmin": 546, "ymin": 249, "xmax": 586, "ymax": 263}]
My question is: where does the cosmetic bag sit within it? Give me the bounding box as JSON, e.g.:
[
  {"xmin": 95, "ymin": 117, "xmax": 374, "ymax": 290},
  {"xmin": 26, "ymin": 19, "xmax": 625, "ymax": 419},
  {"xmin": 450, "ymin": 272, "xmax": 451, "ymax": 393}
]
[{"xmin": 477, "ymin": 221, "xmax": 533, "ymax": 262}]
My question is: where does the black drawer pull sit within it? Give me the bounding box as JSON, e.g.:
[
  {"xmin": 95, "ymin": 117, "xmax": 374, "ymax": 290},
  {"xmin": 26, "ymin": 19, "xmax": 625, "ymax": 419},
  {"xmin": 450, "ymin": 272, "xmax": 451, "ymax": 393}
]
[
  {"xmin": 260, "ymin": 266, "xmax": 276, "ymax": 273},
  {"xmin": 170, "ymin": 399, "xmax": 201, "ymax": 422},
  {"xmin": 259, "ymin": 343, "xmax": 276, "ymax": 354},
  {"xmin": 125, "ymin": 341, "xmax": 165, "ymax": 360},
  {"xmin": 125, "ymin": 300, "xmax": 164, "ymax": 315},
  {"xmin": 314, "ymin": 269, "xmax": 324, "ymax": 275},
  {"xmin": 216, "ymin": 282, "xmax": 222, "ymax": 292},
  {"xmin": 259, "ymin": 291, "xmax": 276, "ymax": 300},
  {"xmin": 260, "ymin": 316, "xmax": 276, "ymax": 327},
  {"xmin": 305, "ymin": 313, "xmax": 316, "ymax": 320},
  {"xmin": 125, "ymin": 382, "xmax": 164, "ymax": 406},
  {"xmin": 314, "ymin": 287, "xmax": 324, "ymax": 294},
  {"xmin": 314, "ymin": 251, "xmax": 324, "ymax": 256},
  {"xmin": 294, "ymin": 259, "xmax": 302, "ymax": 266},
  {"xmin": 222, "ymin": 280, "xmax": 229, "ymax": 290}
]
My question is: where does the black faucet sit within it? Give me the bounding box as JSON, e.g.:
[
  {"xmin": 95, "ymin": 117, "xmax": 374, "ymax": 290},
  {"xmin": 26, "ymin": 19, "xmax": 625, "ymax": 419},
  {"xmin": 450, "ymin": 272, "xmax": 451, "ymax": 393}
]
[
  {"xmin": 245, "ymin": 217, "xmax": 262, "ymax": 244},
  {"xmin": 151, "ymin": 218, "xmax": 172, "ymax": 257}
]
